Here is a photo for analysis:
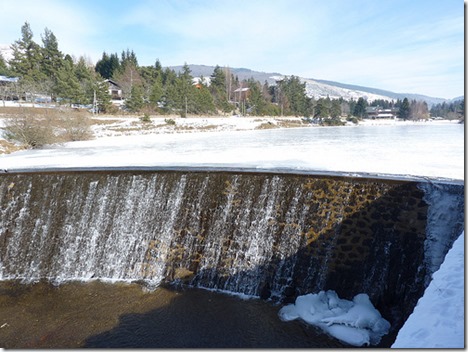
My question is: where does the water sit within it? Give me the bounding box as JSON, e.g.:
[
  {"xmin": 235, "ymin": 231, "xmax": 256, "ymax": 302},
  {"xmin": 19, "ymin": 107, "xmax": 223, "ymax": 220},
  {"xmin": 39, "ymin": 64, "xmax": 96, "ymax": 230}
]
[
  {"xmin": 0, "ymin": 123, "xmax": 464, "ymax": 348},
  {"xmin": 1, "ymin": 123, "xmax": 464, "ymax": 180},
  {"xmin": 0, "ymin": 280, "xmax": 347, "ymax": 348}
]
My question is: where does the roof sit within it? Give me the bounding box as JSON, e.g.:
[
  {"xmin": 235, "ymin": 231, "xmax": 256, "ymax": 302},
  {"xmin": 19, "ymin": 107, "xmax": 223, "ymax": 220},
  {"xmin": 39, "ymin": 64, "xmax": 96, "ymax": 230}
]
[
  {"xmin": 104, "ymin": 79, "xmax": 121, "ymax": 88},
  {"xmin": 0, "ymin": 75, "xmax": 19, "ymax": 83},
  {"xmin": 234, "ymin": 87, "xmax": 250, "ymax": 92}
]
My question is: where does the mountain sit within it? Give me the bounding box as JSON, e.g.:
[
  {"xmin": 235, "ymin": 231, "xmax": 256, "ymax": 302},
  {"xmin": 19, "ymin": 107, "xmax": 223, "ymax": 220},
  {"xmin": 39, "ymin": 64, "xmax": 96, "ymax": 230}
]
[{"xmin": 168, "ymin": 64, "xmax": 455, "ymax": 107}]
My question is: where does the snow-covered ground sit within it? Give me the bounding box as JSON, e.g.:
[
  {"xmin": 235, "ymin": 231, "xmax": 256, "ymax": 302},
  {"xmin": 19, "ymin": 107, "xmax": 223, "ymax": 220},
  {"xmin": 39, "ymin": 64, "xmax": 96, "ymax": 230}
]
[
  {"xmin": 0, "ymin": 118, "xmax": 463, "ymax": 182},
  {"xmin": 0, "ymin": 113, "xmax": 464, "ymax": 348},
  {"xmin": 392, "ymin": 232, "xmax": 464, "ymax": 348}
]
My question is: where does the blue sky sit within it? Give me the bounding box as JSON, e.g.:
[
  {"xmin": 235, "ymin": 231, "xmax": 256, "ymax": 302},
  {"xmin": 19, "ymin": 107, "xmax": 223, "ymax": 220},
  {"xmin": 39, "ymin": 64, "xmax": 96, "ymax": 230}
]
[{"xmin": 0, "ymin": 0, "xmax": 464, "ymax": 99}]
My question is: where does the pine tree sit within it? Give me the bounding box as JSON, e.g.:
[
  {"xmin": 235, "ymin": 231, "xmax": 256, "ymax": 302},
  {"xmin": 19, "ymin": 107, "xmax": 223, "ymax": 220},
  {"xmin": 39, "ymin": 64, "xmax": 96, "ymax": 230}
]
[
  {"xmin": 149, "ymin": 77, "xmax": 164, "ymax": 107},
  {"xmin": 9, "ymin": 22, "xmax": 44, "ymax": 81},
  {"xmin": 246, "ymin": 79, "xmax": 267, "ymax": 115},
  {"xmin": 192, "ymin": 85, "xmax": 216, "ymax": 114},
  {"xmin": 177, "ymin": 63, "xmax": 193, "ymax": 117},
  {"xmin": 210, "ymin": 65, "xmax": 232, "ymax": 113},
  {"xmin": 54, "ymin": 55, "xmax": 84, "ymax": 105},
  {"xmin": 74, "ymin": 56, "xmax": 98, "ymax": 105},
  {"xmin": 353, "ymin": 97, "xmax": 368, "ymax": 118},
  {"xmin": 398, "ymin": 98, "xmax": 410, "ymax": 120},
  {"xmin": 40, "ymin": 27, "xmax": 63, "ymax": 80},
  {"xmin": 95, "ymin": 52, "xmax": 120, "ymax": 79},
  {"xmin": 125, "ymin": 85, "xmax": 144, "ymax": 112},
  {"xmin": 93, "ymin": 79, "xmax": 112, "ymax": 113},
  {"xmin": 121, "ymin": 49, "xmax": 138, "ymax": 69},
  {"xmin": 0, "ymin": 53, "xmax": 12, "ymax": 76}
]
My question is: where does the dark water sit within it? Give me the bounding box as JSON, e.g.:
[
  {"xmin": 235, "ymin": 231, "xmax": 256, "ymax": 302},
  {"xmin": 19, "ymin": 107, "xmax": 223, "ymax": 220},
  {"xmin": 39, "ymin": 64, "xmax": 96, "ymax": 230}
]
[{"xmin": 0, "ymin": 280, "xmax": 347, "ymax": 348}]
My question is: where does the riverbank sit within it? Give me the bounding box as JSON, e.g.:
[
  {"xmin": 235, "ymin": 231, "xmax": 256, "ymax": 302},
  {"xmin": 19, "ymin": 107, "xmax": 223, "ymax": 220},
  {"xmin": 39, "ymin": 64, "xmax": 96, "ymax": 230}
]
[
  {"xmin": 89, "ymin": 114, "xmax": 460, "ymax": 139},
  {"xmin": 0, "ymin": 104, "xmax": 461, "ymax": 154}
]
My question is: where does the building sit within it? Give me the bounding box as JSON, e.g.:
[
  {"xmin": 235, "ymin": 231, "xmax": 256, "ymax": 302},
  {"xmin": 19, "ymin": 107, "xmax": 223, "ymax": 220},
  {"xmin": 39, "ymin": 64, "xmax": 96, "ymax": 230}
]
[
  {"xmin": 104, "ymin": 79, "xmax": 123, "ymax": 100},
  {"xmin": 366, "ymin": 106, "xmax": 398, "ymax": 119},
  {"xmin": 0, "ymin": 75, "xmax": 20, "ymax": 101}
]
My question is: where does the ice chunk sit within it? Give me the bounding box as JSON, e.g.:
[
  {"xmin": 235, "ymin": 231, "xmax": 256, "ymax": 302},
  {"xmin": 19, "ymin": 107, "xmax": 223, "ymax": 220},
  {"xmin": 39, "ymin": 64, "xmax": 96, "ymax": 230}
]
[{"xmin": 278, "ymin": 290, "xmax": 390, "ymax": 347}]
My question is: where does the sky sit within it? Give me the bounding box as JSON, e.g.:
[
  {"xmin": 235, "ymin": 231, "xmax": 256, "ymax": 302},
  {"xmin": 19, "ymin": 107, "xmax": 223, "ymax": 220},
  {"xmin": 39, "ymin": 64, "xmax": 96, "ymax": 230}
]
[{"xmin": 0, "ymin": 0, "xmax": 464, "ymax": 99}]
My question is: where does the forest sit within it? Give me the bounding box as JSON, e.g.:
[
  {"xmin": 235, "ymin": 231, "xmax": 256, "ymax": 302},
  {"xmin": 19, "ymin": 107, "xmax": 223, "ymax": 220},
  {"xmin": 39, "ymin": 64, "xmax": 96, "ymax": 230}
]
[{"xmin": 0, "ymin": 22, "xmax": 464, "ymax": 122}]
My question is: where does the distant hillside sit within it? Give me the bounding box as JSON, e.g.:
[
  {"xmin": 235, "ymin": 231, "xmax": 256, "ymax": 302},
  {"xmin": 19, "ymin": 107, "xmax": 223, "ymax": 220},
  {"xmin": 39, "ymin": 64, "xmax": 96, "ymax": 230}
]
[
  {"xmin": 169, "ymin": 64, "xmax": 457, "ymax": 106},
  {"xmin": 312, "ymin": 78, "xmax": 447, "ymax": 106},
  {"xmin": 169, "ymin": 64, "xmax": 281, "ymax": 85}
]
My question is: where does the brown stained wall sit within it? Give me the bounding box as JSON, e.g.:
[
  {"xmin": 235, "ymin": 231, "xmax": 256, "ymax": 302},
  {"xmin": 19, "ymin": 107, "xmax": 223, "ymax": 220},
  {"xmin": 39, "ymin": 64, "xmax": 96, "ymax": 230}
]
[{"xmin": 0, "ymin": 170, "xmax": 463, "ymax": 339}]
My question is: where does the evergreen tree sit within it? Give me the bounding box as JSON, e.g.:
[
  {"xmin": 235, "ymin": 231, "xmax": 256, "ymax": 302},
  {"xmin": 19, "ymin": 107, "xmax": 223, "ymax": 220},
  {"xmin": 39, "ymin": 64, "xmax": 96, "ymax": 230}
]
[
  {"xmin": 353, "ymin": 97, "xmax": 368, "ymax": 118},
  {"xmin": 246, "ymin": 79, "xmax": 267, "ymax": 115},
  {"xmin": 0, "ymin": 53, "xmax": 12, "ymax": 76},
  {"xmin": 278, "ymin": 76, "xmax": 308, "ymax": 116},
  {"xmin": 210, "ymin": 65, "xmax": 232, "ymax": 113},
  {"xmin": 95, "ymin": 52, "xmax": 120, "ymax": 79},
  {"xmin": 93, "ymin": 79, "xmax": 112, "ymax": 113},
  {"xmin": 398, "ymin": 97, "xmax": 410, "ymax": 120},
  {"xmin": 54, "ymin": 55, "xmax": 84, "ymax": 105},
  {"xmin": 191, "ymin": 84, "xmax": 216, "ymax": 114},
  {"xmin": 149, "ymin": 77, "xmax": 164, "ymax": 107},
  {"xmin": 121, "ymin": 49, "xmax": 138, "ymax": 69},
  {"xmin": 330, "ymin": 99, "xmax": 342, "ymax": 118},
  {"xmin": 124, "ymin": 84, "xmax": 144, "ymax": 112},
  {"xmin": 177, "ymin": 63, "xmax": 193, "ymax": 117},
  {"xmin": 95, "ymin": 52, "xmax": 110, "ymax": 78},
  {"xmin": 40, "ymin": 27, "xmax": 63, "ymax": 80},
  {"xmin": 9, "ymin": 22, "xmax": 44, "ymax": 81},
  {"xmin": 74, "ymin": 56, "xmax": 98, "ymax": 105},
  {"xmin": 315, "ymin": 98, "xmax": 330, "ymax": 118}
]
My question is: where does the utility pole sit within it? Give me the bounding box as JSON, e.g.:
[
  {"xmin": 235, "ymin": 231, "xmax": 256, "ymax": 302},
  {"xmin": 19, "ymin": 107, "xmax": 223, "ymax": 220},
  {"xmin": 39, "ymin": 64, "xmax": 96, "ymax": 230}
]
[{"xmin": 93, "ymin": 89, "xmax": 97, "ymax": 114}]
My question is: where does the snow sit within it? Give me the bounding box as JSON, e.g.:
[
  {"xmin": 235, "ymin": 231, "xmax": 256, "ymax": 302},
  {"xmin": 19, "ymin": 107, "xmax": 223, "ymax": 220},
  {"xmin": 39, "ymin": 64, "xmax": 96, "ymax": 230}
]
[
  {"xmin": 278, "ymin": 231, "xmax": 464, "ymax": 348},
  {"xmin": 0, "ymin": 120, "xmax": 463, "ymax": 182},
  {"xmin": 0, "ymin": 116, "xmax": 464, "ymax": 348},
  {"xmin": 279, "ymin": 290, "xmax": 391, "ymax": 346},
  {"xmin": 392, "ymin": 231, "xmax": 464, "ymax": 348}
]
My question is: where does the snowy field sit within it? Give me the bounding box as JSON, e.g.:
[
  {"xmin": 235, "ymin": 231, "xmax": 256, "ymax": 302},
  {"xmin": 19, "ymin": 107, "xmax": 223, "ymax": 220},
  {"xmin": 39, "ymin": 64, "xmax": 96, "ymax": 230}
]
[
  {"xmin": 0, "ymin": 119, "xmax": 463, "ymax": 182},
  {"xmin": 0, "ymin": 116, "xmax": 464, "ymax": 347}
]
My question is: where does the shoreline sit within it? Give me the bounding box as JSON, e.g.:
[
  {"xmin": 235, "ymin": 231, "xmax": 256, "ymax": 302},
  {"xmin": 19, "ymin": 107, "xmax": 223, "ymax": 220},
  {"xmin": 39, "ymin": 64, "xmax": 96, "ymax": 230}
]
[
  {"xmin": 87, "ymin": 114, "xmax": 461, "ymax": 139},
  {"xmin": 0, "ymin": 105, "xmax": 462, "ymax": 154}
]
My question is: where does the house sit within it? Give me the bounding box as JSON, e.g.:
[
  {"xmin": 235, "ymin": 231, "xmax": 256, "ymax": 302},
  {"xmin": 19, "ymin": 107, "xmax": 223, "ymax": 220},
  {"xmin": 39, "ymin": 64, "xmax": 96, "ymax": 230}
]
[
  {"xmin": 233, "ymin": 87, "xmax": 250, "ymax": 102},
  {"xmin": 366, "ymin": 106, "xmax": 398, "ymax": 119},
  {"xmin": 0, "ymin": 75, "xmax": 19, "ymax": 84},
  {"xmin": 0, "ymin": 75, "xmax": 20, "ymax": 101},
  {"xmin": 104, "ymin": 79, "xmax": 123, "ymax": 100}
]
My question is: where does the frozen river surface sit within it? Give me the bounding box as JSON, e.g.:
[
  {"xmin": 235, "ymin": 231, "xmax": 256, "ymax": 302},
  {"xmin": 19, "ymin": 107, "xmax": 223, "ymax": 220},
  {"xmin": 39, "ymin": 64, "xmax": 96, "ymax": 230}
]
[{"xmin": 0, "ymin": 122, "xmax": 464, "ymax": 181}]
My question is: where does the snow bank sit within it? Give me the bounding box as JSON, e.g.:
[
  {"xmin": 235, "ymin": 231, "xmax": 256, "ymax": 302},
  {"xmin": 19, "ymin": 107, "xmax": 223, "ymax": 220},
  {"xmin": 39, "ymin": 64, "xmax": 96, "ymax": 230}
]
[
  {"xmin": 392, "ymin": 231, "xmax": 464, "ymax": 348},
  {"xmin": 278, "ymin": 290, "xmax": 390, "ymax": 346}
]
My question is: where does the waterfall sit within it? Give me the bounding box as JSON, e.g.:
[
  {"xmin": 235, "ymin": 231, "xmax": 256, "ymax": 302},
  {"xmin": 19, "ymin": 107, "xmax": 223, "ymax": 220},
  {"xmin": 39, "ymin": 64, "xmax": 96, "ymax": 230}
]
[{"xmin": 0, "ymin": 170, "xmax": 464, "ymax": 328}]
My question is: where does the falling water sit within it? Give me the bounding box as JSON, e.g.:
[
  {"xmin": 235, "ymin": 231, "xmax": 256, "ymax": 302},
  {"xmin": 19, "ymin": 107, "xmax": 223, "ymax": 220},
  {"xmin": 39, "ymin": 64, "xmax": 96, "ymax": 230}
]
[{"xmin": 0, "ymin": 170, "xmax": 464, "ymax": 331}]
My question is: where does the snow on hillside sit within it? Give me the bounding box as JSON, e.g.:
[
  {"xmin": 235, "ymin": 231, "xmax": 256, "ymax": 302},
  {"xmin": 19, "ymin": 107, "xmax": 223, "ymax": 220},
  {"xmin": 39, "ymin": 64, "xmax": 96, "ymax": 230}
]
[
  {"xmin": 272, "ymin": 74, "xmax": 396, "ymax": 102},
  {"xmin": 302, "ymin": 77, "xmax": 396, "ymax": 102}
]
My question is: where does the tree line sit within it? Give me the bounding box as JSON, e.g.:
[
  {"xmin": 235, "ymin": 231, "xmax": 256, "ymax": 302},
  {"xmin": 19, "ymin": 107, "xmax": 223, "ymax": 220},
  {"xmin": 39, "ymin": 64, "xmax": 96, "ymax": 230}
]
[{"xmin": 1, "ymin": 22, "xmax": 463, "ymax": 121}]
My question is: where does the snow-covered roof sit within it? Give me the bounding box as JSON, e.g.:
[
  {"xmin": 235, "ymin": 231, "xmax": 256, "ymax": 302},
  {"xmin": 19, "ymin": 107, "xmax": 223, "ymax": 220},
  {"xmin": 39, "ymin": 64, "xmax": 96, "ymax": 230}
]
[
  {"xmin": 234, "ymin": 87, "xmax": 250, "ymax": 92},
  {"xmin": 0, "ymin": 75, "xmax": 19, "ymax": 83}
]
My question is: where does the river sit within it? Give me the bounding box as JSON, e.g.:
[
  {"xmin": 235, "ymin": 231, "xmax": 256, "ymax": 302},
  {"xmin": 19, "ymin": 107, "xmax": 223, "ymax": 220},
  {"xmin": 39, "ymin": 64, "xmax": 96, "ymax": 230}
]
[
  {"xmin": 0, "ymin": 280, "xmax": 347, "ymax": 348},
  {"xmin": 0, "ymin": 122, "xmax": 464, "ymax": 180},
  {"xmin": 0, "ymin": 122, "xmax": 463, "ymax": 348}
]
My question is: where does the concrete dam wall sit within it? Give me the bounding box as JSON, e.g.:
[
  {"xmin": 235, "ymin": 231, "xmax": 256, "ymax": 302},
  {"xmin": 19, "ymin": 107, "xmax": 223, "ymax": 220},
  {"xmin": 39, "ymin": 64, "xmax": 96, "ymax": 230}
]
[{"xmin": 0, "ymin": 170, "xmax": 464, "ymax": 333}]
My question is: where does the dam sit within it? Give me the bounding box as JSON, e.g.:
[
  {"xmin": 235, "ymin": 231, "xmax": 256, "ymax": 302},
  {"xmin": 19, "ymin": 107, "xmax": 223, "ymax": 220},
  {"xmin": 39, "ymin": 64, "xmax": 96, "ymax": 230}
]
[{"xmin": 0, "ymin": 169, "xmax": 464, "ymax": 347}]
